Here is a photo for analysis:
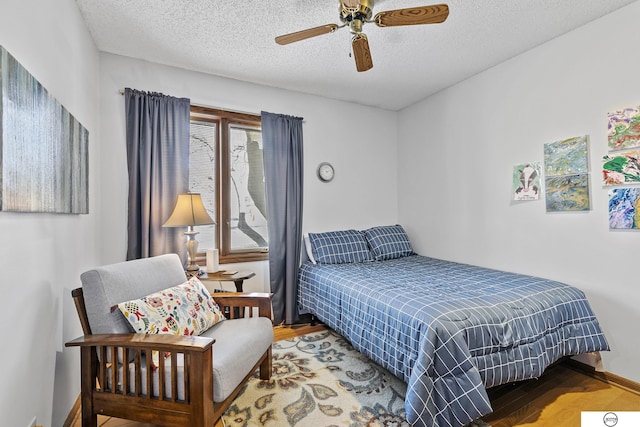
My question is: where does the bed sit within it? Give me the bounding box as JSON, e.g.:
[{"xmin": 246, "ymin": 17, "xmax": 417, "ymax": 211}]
[{"xmin": 297, "ymin": 225, "xmax": 609, "ymax": 427}]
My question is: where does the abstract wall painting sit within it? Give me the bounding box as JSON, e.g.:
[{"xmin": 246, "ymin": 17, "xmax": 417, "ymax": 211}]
[
  {"xmin": 0, "ymin": 45, "xmax": 88, "ymax": 213},
  {"xmin": 608, "ymin": 187, "xmax": 640, "ymax": 229},
  {"xmin": 544, "ymin": 135, "xmax": 589, "ymax": 176},
  {"xmin": 608, "ymin": 106, "xmax": 640, "ymax": 152},
  {"xmin": 602, "ymin": 150, "xmax": 640, "ymax": 185},
  {"xmin": 512, "ymin": 162, "xmax": 540, "ymax": 201},
  {"xmin": 543, "ymin": 135, "xmax": 590, "ymax": 212},
  {"xmin": 545, "ymin": 174, "xmax": 590, "ymax": 212}
]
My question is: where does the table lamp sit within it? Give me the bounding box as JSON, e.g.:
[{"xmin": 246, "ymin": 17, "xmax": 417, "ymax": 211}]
[{"xmin": 163, "ymin": 193, "xmax": 215, "ymax": 273}]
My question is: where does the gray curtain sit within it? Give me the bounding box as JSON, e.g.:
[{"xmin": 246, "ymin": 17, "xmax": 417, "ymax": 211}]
[
  {"xmin": 125, "ymin": 88, "xmax": 190, "ymax": 261},
  {"xmin": 261, "ymin": 111, "xmax": 304, "ymax": 325}
]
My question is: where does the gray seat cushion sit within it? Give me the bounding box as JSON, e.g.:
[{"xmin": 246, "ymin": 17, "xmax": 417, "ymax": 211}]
[
  {"xmin": 202, "ymin": 317, "xmax": 274, "ymax": 402},
  {"xmin": 113, "ymin": 317, "xmax": 274, "ymax": 402}
]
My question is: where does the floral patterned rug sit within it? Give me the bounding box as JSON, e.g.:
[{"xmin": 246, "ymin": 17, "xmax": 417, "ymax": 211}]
[{"xmin": 222, "ymin": 329, "xmax": 491, "ymax": 427}]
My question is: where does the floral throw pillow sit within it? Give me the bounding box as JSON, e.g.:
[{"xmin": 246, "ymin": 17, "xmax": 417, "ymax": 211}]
[
  {"xmin": 118, "ymin": 276, "xmax": 225, "ymax": 336},
  {"xmin": 118, "ymin": 277, "xmax": 225, "ymax": 368}
]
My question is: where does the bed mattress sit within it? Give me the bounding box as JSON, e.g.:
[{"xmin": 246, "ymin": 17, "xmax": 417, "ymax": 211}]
[{"xmin": 297, "ymin": 255, "xmax": 609, "ymax": 427}]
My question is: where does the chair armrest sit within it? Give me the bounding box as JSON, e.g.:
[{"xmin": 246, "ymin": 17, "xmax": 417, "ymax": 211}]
[
  {"xmin": 66, "ymin": 333, "xmax": 214, "ymax": 352},
  {"xmin": 212, "ymin": 292, "xmax": 273, "ymax": 319},
  {"xmin": 66, "ymin": 333, "xmax": 215, "ymax": 406}
]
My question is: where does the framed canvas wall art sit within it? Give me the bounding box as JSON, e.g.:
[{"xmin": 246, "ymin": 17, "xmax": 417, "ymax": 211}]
[
  {"xmin": 609, "ymin": 187, "xmax": 640, "ymax": 229},
  {"xmin": 608, "ymin": 106, "xmax": 640, "ymax": 152},
  {"xmin": 544, "ymin": 135, "xmax": 590, "ymax": 212},
  {"xmin": 0, "ymin": 45, "xmax": 89, "ymax": 214}
]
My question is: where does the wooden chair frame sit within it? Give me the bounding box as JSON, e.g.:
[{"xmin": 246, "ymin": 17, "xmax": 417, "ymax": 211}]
[{"xmin": 66, "ymin": 290, "xmax": 273, "ymax": 427}]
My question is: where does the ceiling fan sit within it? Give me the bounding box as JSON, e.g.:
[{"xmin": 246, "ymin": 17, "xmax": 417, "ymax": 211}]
[{"xmin": 275, "ymin": 0, "xmax": 449, "ymax": 72}]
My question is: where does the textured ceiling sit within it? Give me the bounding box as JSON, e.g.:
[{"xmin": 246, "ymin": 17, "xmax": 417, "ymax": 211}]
[{"xmin": 76, "ymin": 0, "xmax": 638, "ymax": 111}]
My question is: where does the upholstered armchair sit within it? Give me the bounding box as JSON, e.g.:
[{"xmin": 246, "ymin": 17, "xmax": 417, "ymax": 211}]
[{"xmin": 66, "ymin": 254, "xmax": 273, "ymax": 427}]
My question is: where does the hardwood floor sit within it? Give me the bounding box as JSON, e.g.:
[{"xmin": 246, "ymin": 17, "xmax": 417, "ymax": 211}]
[
  {"xmin": 485, "ymin": 362, "xmax": 640, "ymax": 426},
  {"xmin": 72, "ymin": 323, "xmax": 640, "ymax": 427}
]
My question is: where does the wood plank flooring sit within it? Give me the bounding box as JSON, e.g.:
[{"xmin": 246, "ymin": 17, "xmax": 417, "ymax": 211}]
[{"xmin": 71, "ymin": 323, "xmax": 640, "ymax": 427}]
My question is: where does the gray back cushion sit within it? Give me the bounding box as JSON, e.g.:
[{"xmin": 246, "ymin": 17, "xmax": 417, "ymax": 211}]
[{"xmin": 81, "ymin": 254, "xmax": 187, "ymax": 335}]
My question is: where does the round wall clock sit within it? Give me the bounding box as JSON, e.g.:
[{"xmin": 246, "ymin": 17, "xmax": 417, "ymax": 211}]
[{"xmin": 317, "ymin": 162, "xmax": 335, "ymax": 182}]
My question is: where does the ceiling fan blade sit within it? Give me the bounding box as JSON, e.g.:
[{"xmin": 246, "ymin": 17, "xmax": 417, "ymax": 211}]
[
  {"xmin": 352, "ymin": 33, "xmax": 373, "ymax": 72},
  {"xmin": 275, "ymin": 24, "xmax": 340, "ymax": 45},
  {"xmin": 374, "ymin": 4, "xmax": 449, "ymax": 27}
]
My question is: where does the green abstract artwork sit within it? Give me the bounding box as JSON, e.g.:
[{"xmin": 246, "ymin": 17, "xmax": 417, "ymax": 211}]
[{"xmin": 602, "ymin": 150, "xmax": 640, "ymax": 185}]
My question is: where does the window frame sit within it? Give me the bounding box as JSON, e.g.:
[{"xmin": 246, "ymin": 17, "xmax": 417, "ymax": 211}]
[{"xmin": 190, "ymin": 105, "xmax": 268, "ymax": 263}]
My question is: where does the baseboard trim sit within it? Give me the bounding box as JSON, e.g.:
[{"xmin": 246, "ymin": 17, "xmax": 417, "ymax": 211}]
[
  {"xmin": 62, "ymin": 395, "xmax": 81, "ymax": 427},
  {"xmin": 564, "ymin": 359, "xmax": 640, "ymax": 396},
  {"xmin": 62, "ymin": 359, "xmax": 638, "ymax": 426}
]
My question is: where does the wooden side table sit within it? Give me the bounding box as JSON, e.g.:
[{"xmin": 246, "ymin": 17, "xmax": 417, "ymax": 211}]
[{"xmin": 199, "ymin": 270, "xmax": 256, "ymax": 292}]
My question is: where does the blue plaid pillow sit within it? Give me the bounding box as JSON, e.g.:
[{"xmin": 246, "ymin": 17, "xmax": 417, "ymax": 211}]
[
  {"xmin": 363, "ymin": 225, "xmax": 414, "ymax": 261},
  {"xmin": 308, "ymin": 229, "xmax": 373, "ymax": 264}
]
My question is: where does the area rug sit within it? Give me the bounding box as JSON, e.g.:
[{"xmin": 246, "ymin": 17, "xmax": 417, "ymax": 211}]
[{"xmin": 222, "ymin": 329, "xmax": 491, "ymax": 427}]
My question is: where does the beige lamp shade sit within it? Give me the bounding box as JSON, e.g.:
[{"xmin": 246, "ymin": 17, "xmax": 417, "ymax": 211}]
[
  {"xmin": 163, "ymin": 193, "xmax": 214, "ymax": 227},
  {"xmin": 164, "ymin": 193, "xmax": 214, "ymax": 273}
]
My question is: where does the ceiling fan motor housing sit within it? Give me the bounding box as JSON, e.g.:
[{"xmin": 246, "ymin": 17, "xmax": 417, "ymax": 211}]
[{"xmin": 341, "ymin": 0, "xmax": 374, "ymax": 34}]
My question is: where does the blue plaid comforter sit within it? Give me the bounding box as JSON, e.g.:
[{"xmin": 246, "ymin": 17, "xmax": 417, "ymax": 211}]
[{"xmin": 297, "ymin": 255, "xmax": 609, "ymax": 427}]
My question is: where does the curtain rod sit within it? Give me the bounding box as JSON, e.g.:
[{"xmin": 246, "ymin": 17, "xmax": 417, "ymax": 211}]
[
  {"xmin": 119, "ymin": 89, "xmax": 300, "ymax": 121},
  {"xmin": 190, "ymin": 102, "xmax": 262, "ymax": 118},
  {"xmin": 119, "ymin": 89, "xmax": 259, "ymax": 117}
]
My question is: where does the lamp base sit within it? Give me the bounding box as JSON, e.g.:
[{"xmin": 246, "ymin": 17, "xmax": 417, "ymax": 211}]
[
  {"xmin": 185, "ymin": 268, "xmax": 203, "ymax": 278},
  {"xmin": 184, "ymin": 229, "xmax": 201, "ymax": 274}
]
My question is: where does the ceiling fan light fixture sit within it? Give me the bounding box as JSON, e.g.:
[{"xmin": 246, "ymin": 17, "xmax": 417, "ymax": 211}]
[{"xmin": 349, "ymin": 18, "xmax": 363, "ymax": 34}]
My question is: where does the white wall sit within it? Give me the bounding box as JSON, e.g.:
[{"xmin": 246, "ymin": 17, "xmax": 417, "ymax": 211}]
[
  {"xmin": 398, "ymin": 1, "xmax": 640, "ymax": 383},
  {"xmin": 98, "ymin": 53, "xmax": 399, "ymax": 292},
  {"xmin": 0, "ymin": 1, "xmax": 100, "ymax": 426},
  {"xmin": 4, "ymin": 1, "xmax": 637, "ymax": 425},
  {"xmin": 0, "ymin": 9, "xmax": 396, "ymax": 423}
]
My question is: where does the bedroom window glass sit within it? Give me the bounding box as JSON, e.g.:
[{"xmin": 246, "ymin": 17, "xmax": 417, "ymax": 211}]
[{"xmin": 189, "ymin": 106, "xmax": 268, "ymax": 263}]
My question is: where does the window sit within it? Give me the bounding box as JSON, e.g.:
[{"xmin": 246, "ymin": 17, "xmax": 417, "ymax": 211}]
[{"xmin": 189, "ymin": 106, "xmax": 268, "ymax": 263}]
